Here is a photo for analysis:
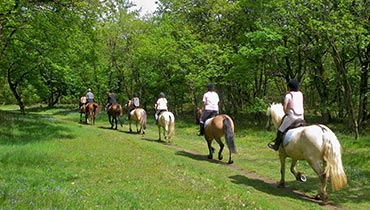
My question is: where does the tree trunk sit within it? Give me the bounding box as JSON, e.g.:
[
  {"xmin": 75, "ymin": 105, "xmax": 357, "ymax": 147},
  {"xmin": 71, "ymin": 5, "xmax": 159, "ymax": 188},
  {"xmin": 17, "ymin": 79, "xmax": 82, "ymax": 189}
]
[{"xmin": 331, "ymin": 44, "xmax": 359, "ymax": 139}]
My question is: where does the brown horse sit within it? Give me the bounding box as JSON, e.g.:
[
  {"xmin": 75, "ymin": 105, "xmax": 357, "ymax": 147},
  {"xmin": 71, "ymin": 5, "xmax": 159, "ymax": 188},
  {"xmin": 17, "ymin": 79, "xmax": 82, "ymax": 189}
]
[
  {"xmin": 85, "ymin": 102, "xmax": 99, "ymax": 125},
  {"xmin": 204, "ymin": 114, "xmax": 237, "ymax": 164},
  {"xmin": 107, "ymin": 103, "xmax": 124, "ymax": 129},
  {"xmin": 79, "ymin": 96, "xmax": 86, "ymax": 122},
  {"xmin": 126, "ymin": 100, "xmax": 147, "ymax": 134}
]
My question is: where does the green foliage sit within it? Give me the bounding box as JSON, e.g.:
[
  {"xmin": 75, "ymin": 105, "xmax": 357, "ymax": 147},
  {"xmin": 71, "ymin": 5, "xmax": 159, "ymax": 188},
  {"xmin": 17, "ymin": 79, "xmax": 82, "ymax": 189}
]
[{"xmin": 1, "ymin": 0, "xmax": 369, "ymax": 133}]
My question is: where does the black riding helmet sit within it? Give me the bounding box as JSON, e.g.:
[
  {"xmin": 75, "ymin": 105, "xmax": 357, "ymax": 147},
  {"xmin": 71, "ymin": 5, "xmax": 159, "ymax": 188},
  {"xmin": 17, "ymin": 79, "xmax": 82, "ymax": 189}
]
[
  {"xmin": 207, "ymin": 83, "xmax": 214, "ymax": 91},
  {"xmin": 133, "ymin": 93, "xmax": 138, "ymax": 97},
  {"xmin": 287, "ymin": 78, "xmax": 299, "ymax": 91},
  {"xmin": 159, "ymin": 92, "xmax": 165, "ymax": 98}
]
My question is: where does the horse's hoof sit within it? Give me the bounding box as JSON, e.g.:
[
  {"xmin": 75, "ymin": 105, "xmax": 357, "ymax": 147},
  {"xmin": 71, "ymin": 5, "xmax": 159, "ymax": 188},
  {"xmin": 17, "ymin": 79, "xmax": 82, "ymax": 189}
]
[
  {"xmin": 207, "ymin": 155, "xmax": 213, "ymax": 159},
  {"xmin": 228, "ymin": 160, "xmax": 234, "ymax": 164},
  {"xmin": 297, "ymin": 173, "xmax": 306, "ymax": 182},
  {"xmin": 218, "ymin": 155, "xmax": 223, "ymax": 160}
]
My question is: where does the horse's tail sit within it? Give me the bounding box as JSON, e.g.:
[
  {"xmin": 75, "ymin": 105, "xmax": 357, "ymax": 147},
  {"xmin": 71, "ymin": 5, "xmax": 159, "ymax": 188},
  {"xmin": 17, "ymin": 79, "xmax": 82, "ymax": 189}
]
[
  {"xmin": 168, "ymin": 113, "xmax": 175, "ymax": 138},
  {"xmin": 94, "ymin": 103, "xmax": 100, "ymax": 117},
  {"xmin": 117, "ymin": 105, "xmax": 124, "ymax": 125},
  {"xmin": 322, "ymin": 126, "xmax": 347, "ymax": 191},
  {"xmin": 141, "ymin": 110, "xmax": 147, "ymax": 130},
  {"xmin": 223, "ymin": 117, "xmax": 236, "ymax": 154}
]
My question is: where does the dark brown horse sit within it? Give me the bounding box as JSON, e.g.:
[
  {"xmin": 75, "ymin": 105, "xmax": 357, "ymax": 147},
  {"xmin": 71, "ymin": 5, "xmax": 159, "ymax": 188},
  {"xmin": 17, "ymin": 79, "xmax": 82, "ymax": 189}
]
[
  {"xmin": 204, "ymin": 114, "xmax": 237, "ymax": 164},
  {"xmin": 85, "ymin": 102, "xmax": 99, "ymax": 125},
  {"xmin": 107, "ymin": 103, "xmax": 124, "ymax": 129}
]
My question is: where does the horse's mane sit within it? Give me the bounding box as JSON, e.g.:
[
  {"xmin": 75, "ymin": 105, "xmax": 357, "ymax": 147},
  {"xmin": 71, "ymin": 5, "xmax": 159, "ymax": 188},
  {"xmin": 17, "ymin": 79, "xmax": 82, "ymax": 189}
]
[
  {"xmin": 269, "ymin": 103, "xmax": 284, "ymax": 117},
  {"xmin": 267, "ymin": 103, "xmax": 285, "ymax": 129}
]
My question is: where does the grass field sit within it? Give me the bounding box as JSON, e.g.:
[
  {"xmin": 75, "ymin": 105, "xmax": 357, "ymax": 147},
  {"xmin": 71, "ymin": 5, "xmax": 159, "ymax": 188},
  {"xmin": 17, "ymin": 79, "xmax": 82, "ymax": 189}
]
[{"xmin": 0, "ymin": 105, "xmax": 369, "ymax": 209}]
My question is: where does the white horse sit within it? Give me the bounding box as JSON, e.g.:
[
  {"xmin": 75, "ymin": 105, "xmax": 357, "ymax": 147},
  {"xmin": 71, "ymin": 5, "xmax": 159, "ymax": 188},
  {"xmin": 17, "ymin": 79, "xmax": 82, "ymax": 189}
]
[
  {"xmin": 157, "ymin": 111, "xmax": 175, "ymax": 143},
  {"xmin": 266, "ymin": 103, "xmax": 347, "ymax": 204}
]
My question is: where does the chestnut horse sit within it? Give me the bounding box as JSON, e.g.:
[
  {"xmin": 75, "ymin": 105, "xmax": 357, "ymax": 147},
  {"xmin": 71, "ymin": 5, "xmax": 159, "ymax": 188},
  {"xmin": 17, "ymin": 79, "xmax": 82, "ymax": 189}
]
[
  {"xmin": 126, "ymin": 100, "xmax": 147, "ymax": 134},
  {"xmin": 85, "ymin": 102, "xmax": 99, "ymax": 125},
  {"xmin": 204, "ymin": 114, "xmax": 237, "ymax": 164},
  {"xmin": 266, "ymin": 103, "xmax": 347, "ymax": 204},
  {"xmin": 157, "ymin": 111, "xmax": 175, "ymax": 143},
  {"xmin": 107, "ymin": 103, "xmax": 124, "ymax": 129}
]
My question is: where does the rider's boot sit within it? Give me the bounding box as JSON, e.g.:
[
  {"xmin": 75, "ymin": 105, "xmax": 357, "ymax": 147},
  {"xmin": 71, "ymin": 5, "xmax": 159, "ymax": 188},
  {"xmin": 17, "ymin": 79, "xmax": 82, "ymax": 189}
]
[
  {"xmin": 268, "ymin": 131, "xmax": 283, "ymax": 151},
  {"xmin": 198, "ymin": 123, "xmax": 204, "ymax": 136}
]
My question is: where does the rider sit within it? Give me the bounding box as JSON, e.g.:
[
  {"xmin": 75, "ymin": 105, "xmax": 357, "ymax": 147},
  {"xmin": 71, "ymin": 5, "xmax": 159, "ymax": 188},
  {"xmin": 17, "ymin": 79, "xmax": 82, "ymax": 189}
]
[
  {"xmin": 105, "ymin": 89, "xmax": 117, "ymax": 112},
  {"xmin": 128, "ymin": 93, "xmax": 140, "ymax": 120},
  {"xmin": 155, "ymin": 92, "xmax": 168, "ymax": 124},
  {"xmin": 85, "ymin": 88, "xmax": 94, "ymax": 105},
  {"xmin": 268, "ymin": 78, "xmax": 304, "ymax": 151},
  {"xmin": 198, "ymin": 83, "xmax": 220, "ymax": 136}
]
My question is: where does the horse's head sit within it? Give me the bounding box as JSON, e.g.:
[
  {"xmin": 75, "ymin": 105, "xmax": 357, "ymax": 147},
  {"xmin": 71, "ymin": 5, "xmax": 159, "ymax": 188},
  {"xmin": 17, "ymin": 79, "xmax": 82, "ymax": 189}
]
[
  {"xmin": 266, "ymin": 103, "xmax": 284, "ymax": 130},
  {"xmin": 265, "ymin": 105, "xmax": 273, "ymax": 131},
  {"xmin": 126, "ymin": 100, "xmax": 132, "ymax": 108}
]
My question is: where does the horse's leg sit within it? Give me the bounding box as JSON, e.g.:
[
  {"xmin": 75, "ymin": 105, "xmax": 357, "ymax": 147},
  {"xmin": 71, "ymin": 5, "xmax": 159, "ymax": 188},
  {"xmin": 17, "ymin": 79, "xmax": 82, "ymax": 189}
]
[
  {"xmin": 308, "ymin": 160, "xmax": 328, "ymax": 204},
  {"xmin": 206, "ymin": 138, "xmax": 213, "ymax": 159},
  {"xmin": 278, "ymin": 153, "xmax": 286, "ymax": 188},
  {"xmin": 290, "ymin": 159, "xmax": 306, "ymax": 182},
  {"xmin": 109, "ymin": 115, "xmax": 113, "ymax": 128},
  {"xmin": 158, "ymin": 126, "xmax": 161, "ymax": 141},
  {"xmin": 129, "ymin": 120, "xmax": 132, "ymax": 132},
  {"xmin": 215, "ymin": 137, "xmax": 224, "ymax": 161}
]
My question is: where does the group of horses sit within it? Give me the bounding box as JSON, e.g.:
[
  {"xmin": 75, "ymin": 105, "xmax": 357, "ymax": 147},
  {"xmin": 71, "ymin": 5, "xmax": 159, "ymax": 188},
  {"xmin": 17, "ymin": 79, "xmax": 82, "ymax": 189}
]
[
  {"xmin": 79, "ymin": 95, "xmax": 347, "ymax": 204},
  {"xmin": 79, "ymin": 96, "xmax": 175, "ymax": 142}
]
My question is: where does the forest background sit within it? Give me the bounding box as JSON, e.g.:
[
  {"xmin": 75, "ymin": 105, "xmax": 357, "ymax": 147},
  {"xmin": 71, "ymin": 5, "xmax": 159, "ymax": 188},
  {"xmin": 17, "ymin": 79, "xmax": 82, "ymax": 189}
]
[{"xmin": 1, "ymin": 0, "xmax": 369, "ymax": 138}]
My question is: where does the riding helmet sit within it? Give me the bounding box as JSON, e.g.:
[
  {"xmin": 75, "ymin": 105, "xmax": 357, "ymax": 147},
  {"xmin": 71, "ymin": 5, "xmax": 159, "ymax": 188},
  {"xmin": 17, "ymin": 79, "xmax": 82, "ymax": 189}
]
[
  {"xmin": 287, "ymin": 78, "xmax": 299, "ymax": 91},
  {"xmin": 88, "ymin": 88, "xmax": 92, "ymax": 92},
  {"xmin": 207, "ymin": 83, "xmax": 214, "ymax": 91},
  {"xmin": 159, "ymin": 92, "xmax": 165, "ymax": 98},
  {"xmin": 133, "ymin": 93, "xmax": 138, "ymax": 97}
]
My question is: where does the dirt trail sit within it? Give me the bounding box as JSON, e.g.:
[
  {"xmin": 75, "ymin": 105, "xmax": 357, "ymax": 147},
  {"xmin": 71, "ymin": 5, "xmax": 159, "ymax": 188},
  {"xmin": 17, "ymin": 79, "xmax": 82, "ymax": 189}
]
[{"xmin": 169, "ymin": 144, "xmax": 345, "ymax": 210}]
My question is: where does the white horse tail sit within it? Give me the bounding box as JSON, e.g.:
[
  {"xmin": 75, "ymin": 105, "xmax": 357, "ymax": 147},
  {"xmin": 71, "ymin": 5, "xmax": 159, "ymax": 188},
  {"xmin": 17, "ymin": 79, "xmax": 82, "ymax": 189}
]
[
  {"xmin": 322, "ymin": 126, "xmax": 347, "ymax": 190},
  {"xmin": 223, "ymin": 117, "xmax": 237, "ymax": 154},
  {"xmin": 168, "ymin": 113, "xmax": 175, "ymax": 139}
]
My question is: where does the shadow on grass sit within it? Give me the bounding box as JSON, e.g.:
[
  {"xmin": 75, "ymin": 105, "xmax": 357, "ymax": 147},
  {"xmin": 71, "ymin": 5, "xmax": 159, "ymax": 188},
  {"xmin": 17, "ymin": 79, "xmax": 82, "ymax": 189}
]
[
  {"xmin": 175, "ymin": 150, "xmax": 232, "ymax": 165},
  {"xmin": 227, "ymin": 174, "xmax": 335, "ymax": 206},
  {"xmin": 0, "ymin": 110, "xmax": 74, "ymax": 145}
]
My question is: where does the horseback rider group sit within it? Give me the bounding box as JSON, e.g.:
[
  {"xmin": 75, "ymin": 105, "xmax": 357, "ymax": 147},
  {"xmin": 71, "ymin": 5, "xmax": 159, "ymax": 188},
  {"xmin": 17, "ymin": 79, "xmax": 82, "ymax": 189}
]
[{"xmin": 81, "ymin": 79, "xmax": 303, "ymax": 151}]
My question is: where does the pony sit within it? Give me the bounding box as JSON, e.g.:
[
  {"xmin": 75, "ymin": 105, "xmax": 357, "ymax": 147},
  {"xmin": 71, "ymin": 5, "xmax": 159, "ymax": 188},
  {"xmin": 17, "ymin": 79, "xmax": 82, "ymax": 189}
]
[
  {"xmin": 157, "ymin": 111, "xmax": 175, "ymax": 143},
  {"xmin": 107, "ymin": 103, "xmax": 124, "ymax": 129},
  {"xmin": 203, "ymin": 114, "xmax": 237, "ymax": 164},
  {"xmin": 126, "ymin": 100, "xmax": 147, "ymax": 134},
  {"xmin": 79, "ymin": 96, "xmax": 86, "ymax": 122},
  {"xmin": 85, "ymin": 102, "xmax": 99, "ymax": 125},
  {"xmin": 266, "ymin": 103, "xmax": 347, "ymax": 204}
]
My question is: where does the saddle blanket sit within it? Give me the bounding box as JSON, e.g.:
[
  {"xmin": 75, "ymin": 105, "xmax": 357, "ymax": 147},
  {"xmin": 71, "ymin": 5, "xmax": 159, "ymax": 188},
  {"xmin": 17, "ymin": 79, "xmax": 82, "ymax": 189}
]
[
  {"xmin": 204, "ymin": 117, "xmax": 215, "ymax": 128},
  {"xmin": 283, "ymin": 126, "xmax": 305, "ymax": 146}
]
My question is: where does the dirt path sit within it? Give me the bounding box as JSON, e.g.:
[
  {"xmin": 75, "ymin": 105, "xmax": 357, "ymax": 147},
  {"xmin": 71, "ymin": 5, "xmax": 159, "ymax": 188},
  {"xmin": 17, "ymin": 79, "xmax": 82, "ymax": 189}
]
[{"xmin": 168, "ymin": 144, "xmax": 345, "ymax": 210}]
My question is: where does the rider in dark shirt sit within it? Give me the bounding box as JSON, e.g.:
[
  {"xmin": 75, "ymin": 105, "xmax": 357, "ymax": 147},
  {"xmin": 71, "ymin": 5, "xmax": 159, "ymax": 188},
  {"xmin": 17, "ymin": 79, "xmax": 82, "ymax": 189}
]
[{"xmin": 105, "ymin": 89, "xmax": 117, "ymax": 112}]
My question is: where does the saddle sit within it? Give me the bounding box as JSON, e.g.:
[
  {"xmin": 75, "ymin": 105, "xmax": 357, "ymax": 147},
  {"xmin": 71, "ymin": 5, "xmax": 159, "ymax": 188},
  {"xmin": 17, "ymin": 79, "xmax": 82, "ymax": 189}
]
[{"xmin": 281, "ymin": 119, "xmax": 306, "ymax": 145}]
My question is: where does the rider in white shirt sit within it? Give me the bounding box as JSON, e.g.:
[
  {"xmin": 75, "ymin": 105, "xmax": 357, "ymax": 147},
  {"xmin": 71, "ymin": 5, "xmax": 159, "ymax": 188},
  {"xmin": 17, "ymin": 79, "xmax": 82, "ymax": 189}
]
[
  {"xmin": 155, "ymin": 92, "xmax": 168, "ymax": 123},
  {"xmin": 268, "ymin": 78, "xmax": 304, "ymax": 151},
  {"xmin": 198, "ymin": 83, "xmax": 220, "ymax": 136}
]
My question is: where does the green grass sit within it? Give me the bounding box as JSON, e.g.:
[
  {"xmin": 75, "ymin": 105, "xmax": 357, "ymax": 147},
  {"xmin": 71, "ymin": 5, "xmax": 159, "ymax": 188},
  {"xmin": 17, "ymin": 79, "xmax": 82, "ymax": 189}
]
[{"xmin": 0, "ymin": 105, "xmax": 369, "ymax": 209}]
